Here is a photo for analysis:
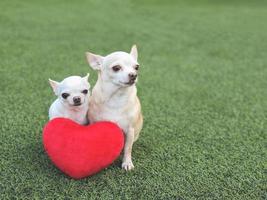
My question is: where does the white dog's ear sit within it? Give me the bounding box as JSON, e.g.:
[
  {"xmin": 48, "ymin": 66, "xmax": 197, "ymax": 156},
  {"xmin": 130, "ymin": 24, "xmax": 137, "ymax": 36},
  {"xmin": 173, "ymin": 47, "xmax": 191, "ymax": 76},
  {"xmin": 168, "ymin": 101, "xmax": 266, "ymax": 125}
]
[
  {"xmin": 49, "ymin": 79, "xmax": 59, "ymax": 95},
  {"xmin": 83, "ymin": 73, "xmax": 90, "ymax": 82},
  {"xmin": 130, "ymin": 44, "xmax": 138, "ymax": 61},
  {"xmin": 86, "ymin": 52, "xmax": 103, "ymax": 71}
]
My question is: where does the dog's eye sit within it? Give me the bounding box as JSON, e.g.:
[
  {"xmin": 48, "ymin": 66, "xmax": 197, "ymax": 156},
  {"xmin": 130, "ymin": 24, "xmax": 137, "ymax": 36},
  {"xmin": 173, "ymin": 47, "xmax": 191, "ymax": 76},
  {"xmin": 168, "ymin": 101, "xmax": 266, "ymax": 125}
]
[
  {"xmin": 135, "ymin": 65, "xmax": 139, "ymax": 71},
  {"xmin": 82, "ymin": 89, "xmax": 88, "ymax": 94},
  {"xmin": 61, "ymin": 93, "xmax": 69, "ymax": 99},
  {"xmin": 112, "ymin": 65, "xmax": 121, "ymax": 72}
]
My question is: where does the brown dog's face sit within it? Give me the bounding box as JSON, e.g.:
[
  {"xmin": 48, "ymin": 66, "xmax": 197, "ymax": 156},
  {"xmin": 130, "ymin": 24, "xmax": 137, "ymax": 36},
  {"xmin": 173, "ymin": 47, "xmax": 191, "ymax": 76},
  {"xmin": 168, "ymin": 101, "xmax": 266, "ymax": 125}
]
[{"xmin": 86, "ymin": 45, "xmax": 139, "ymax": 87}]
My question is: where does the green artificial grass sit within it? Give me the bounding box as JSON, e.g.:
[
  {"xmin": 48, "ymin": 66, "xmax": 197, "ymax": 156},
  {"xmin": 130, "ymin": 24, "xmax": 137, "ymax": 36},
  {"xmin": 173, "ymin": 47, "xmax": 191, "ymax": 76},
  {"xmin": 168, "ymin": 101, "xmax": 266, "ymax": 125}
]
[{"xmin": 0, "ymin": 0, "xmax": 266, "ymax": 199}]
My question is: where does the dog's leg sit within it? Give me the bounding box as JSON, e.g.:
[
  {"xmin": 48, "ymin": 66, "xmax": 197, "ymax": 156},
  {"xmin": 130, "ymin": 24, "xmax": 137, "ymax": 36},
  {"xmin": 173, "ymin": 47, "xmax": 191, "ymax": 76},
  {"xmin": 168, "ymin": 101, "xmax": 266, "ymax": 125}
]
[{"xmin": 122, "ymin": 127, "xmax": 135, "ymax": 171}]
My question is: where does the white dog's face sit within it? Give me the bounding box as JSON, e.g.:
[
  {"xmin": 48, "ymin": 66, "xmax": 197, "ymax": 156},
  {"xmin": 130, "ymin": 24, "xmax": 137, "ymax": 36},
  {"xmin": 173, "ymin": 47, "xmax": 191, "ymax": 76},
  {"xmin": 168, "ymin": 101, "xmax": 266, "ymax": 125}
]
[
  {"xmin": 86, "ymin": 45, "xmax": 139, "ymax": 87},
  {"xmin": 49, "ymin": 74, "xmax": 90, "ymax": 107}
]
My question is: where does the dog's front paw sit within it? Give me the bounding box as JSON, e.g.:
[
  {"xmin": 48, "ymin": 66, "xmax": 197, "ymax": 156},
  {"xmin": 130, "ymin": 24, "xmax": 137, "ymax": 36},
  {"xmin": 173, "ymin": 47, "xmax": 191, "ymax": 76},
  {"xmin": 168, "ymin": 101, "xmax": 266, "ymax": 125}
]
[{"xmin": 122, "ymin": 160, "xmax": 134, "ymax": 171}]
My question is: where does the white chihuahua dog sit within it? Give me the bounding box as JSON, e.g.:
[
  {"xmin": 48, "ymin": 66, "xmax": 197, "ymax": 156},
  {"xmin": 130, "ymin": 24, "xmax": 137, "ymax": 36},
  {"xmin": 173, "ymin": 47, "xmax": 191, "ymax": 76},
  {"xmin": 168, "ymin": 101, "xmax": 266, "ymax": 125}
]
[
  {"xmin": 48, "ymin": 74, "xmax": 90, "ymax": 125},
  {"xmin": 86, "ymin": 45, "xmax": 143, "ymax": 171}
]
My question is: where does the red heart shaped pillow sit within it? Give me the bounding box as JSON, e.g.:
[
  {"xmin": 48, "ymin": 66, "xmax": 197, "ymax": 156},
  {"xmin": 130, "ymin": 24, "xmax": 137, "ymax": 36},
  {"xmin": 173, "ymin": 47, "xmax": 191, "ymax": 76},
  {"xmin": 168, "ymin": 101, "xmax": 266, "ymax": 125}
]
[{"xmin": 43, "ymin": 118, "xmax": 124, "ymax": 179}]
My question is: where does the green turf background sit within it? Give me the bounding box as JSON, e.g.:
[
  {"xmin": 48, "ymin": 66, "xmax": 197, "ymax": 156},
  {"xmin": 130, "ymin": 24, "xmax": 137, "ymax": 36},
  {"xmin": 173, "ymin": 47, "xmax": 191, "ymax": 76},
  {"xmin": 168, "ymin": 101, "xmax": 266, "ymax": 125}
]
[{"xmin": 0, "ymin": 0, "xmax": 266, "ymax": 199}]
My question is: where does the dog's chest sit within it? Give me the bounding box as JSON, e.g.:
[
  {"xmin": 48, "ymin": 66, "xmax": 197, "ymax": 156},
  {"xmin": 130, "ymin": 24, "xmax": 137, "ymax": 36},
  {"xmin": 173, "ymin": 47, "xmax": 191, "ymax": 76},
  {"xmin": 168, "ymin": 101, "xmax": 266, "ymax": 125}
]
[
  {"xmin": 90, "ymin": 98, "xmax": 135, "ymax": 131},
  {"xmin": 68, "ymin": 109, "xmax": 88, "ymax": 124}
]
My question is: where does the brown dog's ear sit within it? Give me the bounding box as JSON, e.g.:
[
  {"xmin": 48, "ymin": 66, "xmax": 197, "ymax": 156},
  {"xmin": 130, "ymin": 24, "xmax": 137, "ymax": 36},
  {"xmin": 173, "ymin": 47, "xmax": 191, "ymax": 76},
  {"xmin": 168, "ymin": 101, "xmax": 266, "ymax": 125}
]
[
  {"xmin": 85, "ymin": 52, "xmax": 103, "ymax": 71},
  {"xmin": 130, "ymin": 44, "xmax": 138, "ymax": 61},
  {"xmin": 49, "ymin": 79, "xmax": 59, "ymax": 95}
]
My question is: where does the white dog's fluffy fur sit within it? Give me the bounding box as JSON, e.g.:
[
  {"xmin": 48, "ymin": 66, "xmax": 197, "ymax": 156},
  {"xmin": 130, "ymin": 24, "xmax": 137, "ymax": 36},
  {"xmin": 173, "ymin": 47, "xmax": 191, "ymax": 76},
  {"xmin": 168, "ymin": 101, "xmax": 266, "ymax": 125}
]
[
  {"xmin": 86, "ymin": 45, "xmax": 143, "ymax": 170},
  {"xmin": 48, "ymin": 74, "xmax": 90, "ymax": 125}
]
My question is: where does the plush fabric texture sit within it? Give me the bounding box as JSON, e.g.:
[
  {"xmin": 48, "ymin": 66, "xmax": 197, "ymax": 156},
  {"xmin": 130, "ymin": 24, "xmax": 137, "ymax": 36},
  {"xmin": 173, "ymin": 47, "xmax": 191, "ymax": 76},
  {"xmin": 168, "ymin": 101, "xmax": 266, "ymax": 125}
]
[{"xmin": 43, "ymin": 118, "xmax": 124, "ymax": 179}]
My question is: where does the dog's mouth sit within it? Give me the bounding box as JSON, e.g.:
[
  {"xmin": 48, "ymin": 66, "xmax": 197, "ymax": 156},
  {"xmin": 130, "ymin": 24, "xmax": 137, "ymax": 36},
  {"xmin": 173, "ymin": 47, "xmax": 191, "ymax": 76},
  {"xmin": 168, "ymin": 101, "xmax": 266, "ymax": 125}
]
[
  {"xmin": 73, "ymin": 102, "xmax": 82, "ymax": 106},
  {"xmin": 120, "ymin": 80, "xmax": 136, "ymax": 86}
]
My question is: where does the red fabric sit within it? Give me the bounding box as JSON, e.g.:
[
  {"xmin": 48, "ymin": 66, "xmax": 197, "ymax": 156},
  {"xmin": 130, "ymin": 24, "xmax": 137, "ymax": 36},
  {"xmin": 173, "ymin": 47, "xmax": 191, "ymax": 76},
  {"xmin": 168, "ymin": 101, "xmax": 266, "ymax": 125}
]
[{"xmin": 43, "ymin": 118, "xmax": 124, "ymax": 179}]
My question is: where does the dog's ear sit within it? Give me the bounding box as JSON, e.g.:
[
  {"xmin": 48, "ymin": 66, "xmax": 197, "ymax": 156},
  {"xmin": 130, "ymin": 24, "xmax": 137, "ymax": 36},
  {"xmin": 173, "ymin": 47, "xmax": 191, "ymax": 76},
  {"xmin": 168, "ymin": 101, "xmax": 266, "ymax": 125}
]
[
  {"xmin": 49, "ymin": 79, "xmax": 59, "ymax": 95},
  {"xmin": 130, "ymin": 44, "xmax": 138, "ymax": 61},
  {"xmin": 83, "ymin": 73, "xmax": 90, "ymax": 82},
  {"xmin": 86, "ymin": 52, "xmax": 103, "ymax": 71}
]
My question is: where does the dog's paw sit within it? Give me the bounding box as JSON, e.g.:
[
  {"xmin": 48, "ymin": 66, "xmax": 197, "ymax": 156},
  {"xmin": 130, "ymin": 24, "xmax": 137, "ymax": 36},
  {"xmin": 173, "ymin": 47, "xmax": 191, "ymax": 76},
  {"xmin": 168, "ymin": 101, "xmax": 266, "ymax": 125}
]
[{"xmin": 121, "ymin": 160, "xmax": 134, "ymax": 171}]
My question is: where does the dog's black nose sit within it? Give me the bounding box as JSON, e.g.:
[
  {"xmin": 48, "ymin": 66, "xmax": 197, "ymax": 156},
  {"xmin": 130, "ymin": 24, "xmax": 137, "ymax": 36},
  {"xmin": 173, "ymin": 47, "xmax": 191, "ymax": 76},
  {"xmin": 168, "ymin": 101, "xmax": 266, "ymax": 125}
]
[
  {"xmin": 128, "ymin": 73, "xmax": 137, "ymax": 80},
  {"xmin": 73, "ymin": 96, "xmax": 81, "ymax": 104}
]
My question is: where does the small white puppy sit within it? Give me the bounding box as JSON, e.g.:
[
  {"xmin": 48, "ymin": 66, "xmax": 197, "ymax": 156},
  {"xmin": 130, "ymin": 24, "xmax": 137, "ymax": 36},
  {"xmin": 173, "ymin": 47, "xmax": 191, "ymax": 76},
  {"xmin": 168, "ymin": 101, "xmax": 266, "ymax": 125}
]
[
  {"xmin": 86, "ymin": 45, "xmax": 143, "ymax": 171},
  {"xmin": 48, "ymin": 74, "xmax": 90, "ymax": 125}
]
